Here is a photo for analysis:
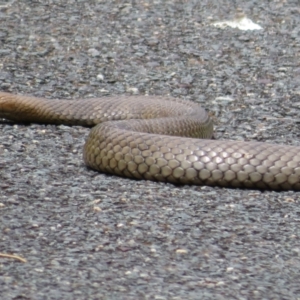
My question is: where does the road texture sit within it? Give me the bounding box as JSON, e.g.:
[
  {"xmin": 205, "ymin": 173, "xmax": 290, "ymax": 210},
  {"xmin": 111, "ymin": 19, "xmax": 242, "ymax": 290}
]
[{"xmin": 0, "ymin": 1, "xmax": 300, "ymax": 299}]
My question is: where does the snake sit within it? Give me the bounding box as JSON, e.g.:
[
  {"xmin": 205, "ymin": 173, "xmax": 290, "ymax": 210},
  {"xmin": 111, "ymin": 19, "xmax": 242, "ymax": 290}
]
[{"xmin": 1, "ymin": 91, "xmax": 300, "ymax": 191}]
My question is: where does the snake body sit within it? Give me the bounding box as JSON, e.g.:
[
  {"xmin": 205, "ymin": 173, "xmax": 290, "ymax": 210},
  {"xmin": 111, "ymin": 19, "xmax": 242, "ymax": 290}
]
[{"xmin": 1, "ymin": 91, "xmax": 300, "ymax": 190}]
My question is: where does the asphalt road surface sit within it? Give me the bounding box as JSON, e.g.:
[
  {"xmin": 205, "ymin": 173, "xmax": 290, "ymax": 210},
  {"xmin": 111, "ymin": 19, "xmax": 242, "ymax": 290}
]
[{"xmin": 1, "ymin": 1, "xmax": 300, "ymax": 299}]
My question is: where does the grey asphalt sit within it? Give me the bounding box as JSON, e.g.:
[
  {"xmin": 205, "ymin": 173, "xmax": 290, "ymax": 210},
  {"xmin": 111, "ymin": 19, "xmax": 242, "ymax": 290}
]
[{"xmin": 1, "ymin": 1, "xmax": 300, "ymax": 299}]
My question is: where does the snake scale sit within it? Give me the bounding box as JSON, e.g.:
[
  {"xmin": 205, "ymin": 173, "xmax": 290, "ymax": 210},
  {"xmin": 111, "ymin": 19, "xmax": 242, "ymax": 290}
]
[{"xmin": 1, "ymin": 91, "xmax": 300, "ymax": 190}]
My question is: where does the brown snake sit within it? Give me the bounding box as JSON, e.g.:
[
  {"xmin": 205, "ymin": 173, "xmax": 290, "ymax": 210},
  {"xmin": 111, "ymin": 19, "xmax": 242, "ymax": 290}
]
[{"xmin": 1, "ymin": 91, "xmax": 300, "ymax": 190}]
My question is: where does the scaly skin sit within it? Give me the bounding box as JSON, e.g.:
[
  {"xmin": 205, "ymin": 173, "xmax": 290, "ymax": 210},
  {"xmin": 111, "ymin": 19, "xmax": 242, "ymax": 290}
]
[{"xmin": 1, "ymin": 91, "xmax": 300, "ymax": 190}]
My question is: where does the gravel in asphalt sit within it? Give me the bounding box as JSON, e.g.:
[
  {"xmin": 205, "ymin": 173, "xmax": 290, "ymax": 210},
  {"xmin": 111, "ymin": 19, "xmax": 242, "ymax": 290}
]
[{"xmin": 1, "ymin": 1, "xmax": 300, "ymax": 299}]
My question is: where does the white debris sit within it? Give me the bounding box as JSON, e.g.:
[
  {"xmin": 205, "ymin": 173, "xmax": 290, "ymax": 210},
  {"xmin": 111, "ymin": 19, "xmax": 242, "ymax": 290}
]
[{"xmin": 213, "ymin": 15, "xmax": 262, "ymax": 31}]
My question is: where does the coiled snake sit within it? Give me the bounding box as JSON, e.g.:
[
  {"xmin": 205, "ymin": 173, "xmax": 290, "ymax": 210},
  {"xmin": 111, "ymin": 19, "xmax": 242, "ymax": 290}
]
[{"xmin": 1, "ymin": 91, "xmax": 300, "ymax": 190}]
